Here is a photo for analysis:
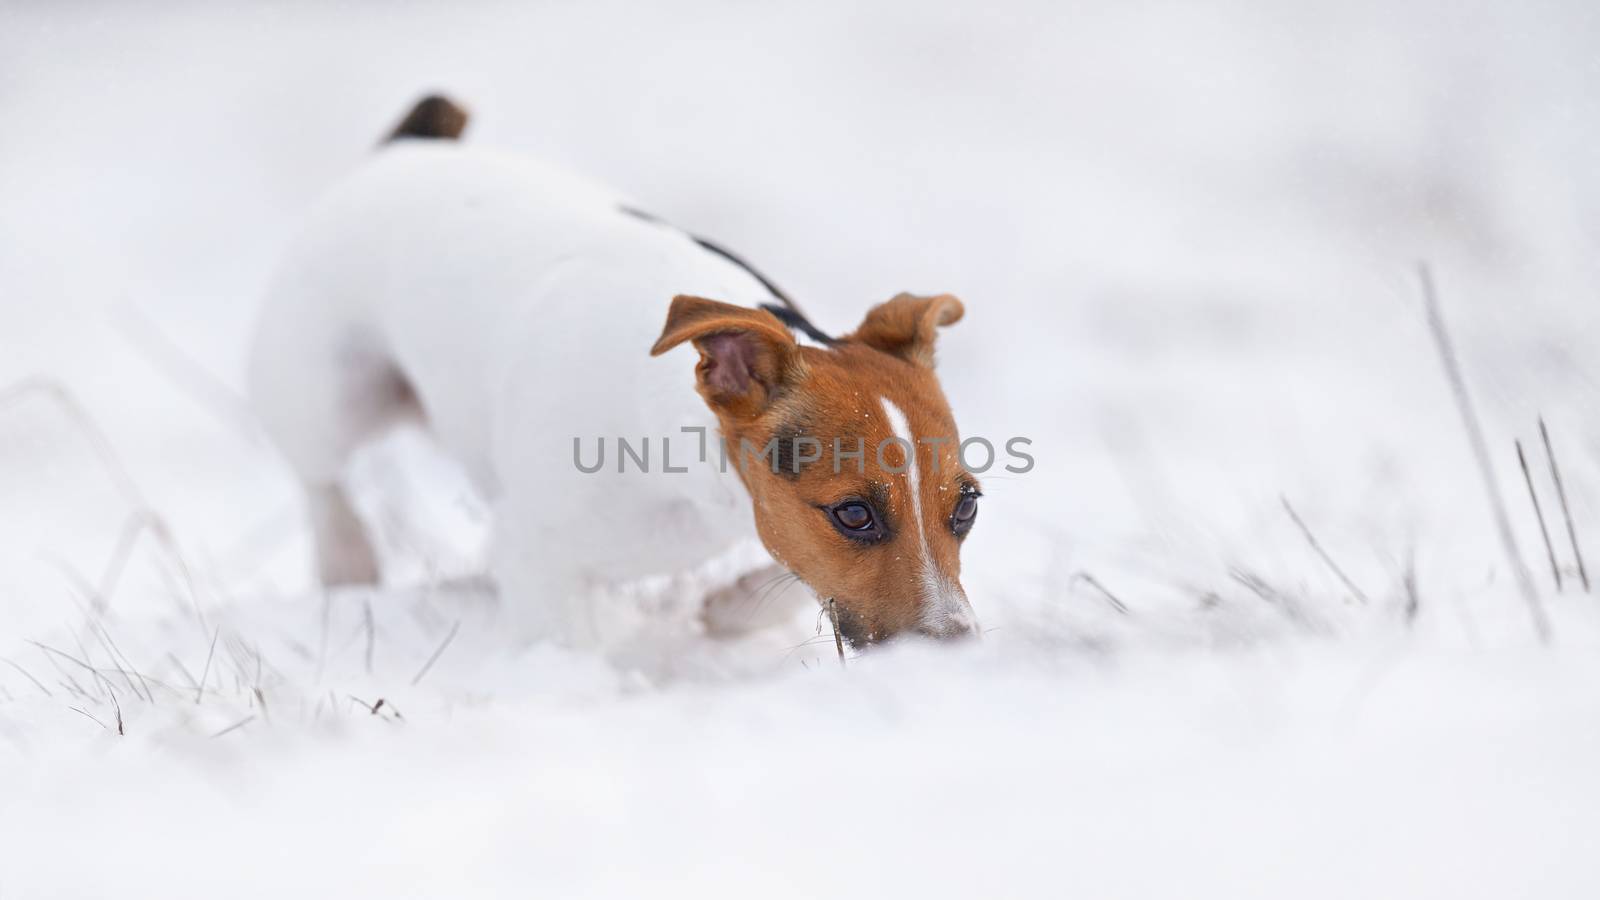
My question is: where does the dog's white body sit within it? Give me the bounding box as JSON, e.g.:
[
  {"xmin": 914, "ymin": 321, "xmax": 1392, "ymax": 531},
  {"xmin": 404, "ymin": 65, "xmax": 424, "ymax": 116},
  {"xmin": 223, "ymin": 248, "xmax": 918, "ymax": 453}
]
[{"xmin": 250, "ymin": 140, "xmax": 781, "ymax": 640}]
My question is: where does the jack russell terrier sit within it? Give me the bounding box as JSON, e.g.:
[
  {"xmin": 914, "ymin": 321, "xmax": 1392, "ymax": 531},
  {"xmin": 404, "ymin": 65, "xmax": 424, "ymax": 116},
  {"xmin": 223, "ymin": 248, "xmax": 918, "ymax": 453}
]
[{"xmin": 249, "ymin": 96, "xmax": 981, "ymax": 647}]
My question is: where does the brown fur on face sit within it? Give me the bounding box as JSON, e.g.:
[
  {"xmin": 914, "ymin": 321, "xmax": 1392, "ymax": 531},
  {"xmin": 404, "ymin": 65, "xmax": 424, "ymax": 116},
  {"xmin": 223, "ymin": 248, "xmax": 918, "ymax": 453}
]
[{"xmin": 651, "ymin": 293, "xmax": 979, "ymax": 645}]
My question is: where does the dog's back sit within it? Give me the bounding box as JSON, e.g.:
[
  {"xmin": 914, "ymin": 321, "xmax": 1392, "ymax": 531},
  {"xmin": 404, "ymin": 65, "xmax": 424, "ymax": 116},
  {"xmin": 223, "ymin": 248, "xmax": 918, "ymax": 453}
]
[{"xmin": 249, "ymin": 97, "xmax": 777, "ymax": 617}]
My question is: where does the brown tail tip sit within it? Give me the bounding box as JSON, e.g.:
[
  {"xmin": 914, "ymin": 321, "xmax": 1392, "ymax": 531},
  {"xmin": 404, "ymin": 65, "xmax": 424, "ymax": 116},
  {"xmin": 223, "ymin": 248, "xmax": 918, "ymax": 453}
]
[{"xmin": 387, "ymin": 94, "xmax": 470, "ymax": 142}]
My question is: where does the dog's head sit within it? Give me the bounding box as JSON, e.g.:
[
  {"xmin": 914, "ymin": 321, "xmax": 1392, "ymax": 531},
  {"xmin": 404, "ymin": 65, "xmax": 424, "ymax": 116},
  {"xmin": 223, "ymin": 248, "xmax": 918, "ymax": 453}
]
[{"xmin": 651, "ymin": 293, "xmax": 980, "ymax": 645}]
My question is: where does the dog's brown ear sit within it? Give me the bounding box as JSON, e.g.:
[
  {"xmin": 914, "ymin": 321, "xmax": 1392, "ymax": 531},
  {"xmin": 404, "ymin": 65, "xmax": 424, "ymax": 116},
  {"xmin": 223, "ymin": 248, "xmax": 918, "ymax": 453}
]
[
  {"xmin": 848, "ymin": 293, "xmax": 964, "ymax": 367},
  {"xmin": 651, "ymin": 295, "xmax": 802, "ymax": 417}
]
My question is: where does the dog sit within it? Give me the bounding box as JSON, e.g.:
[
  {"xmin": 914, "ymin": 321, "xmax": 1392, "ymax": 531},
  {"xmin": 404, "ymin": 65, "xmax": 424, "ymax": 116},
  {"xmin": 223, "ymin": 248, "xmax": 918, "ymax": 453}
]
[{"xmin": 249, "ymin": 95, "xmax": 981, "ymax": 647}]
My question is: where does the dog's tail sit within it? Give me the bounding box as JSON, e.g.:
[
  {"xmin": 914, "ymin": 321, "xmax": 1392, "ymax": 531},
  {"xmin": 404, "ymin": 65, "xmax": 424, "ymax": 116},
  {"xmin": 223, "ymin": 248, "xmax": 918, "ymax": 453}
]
[{"xmin": 385, "ymin": 94, "xmax": 470, "ymax": 143}]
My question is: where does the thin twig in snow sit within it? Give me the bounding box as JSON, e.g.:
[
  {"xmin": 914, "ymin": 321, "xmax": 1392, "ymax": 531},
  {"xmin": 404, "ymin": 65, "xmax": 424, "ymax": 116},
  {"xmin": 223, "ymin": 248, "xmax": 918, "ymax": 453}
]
[
  {"xmin": 1541, "ymin": 418, "xmax": 1590, "ymax": 592},
  {"xmin": 0, "ymin": 379, "xmax": 208, "ymax": 623},
  {"xmin": 1070, "ymin": 572, "xmax": 1130, "ymax": 615},
  {"xmin": 55, "ymin": 680, "xmax": 88, "ymax": 700},
  {"xmin": 48, "ymin": 396, "xmax": 196, "ymax": 616},
  {"xmin": 1516, "ymin": 440, "xmax": 1562, "ymax": 591},
  {"xmin": 211, "ymin": 715, "xmax": 255, "ymax": 739},
  {"xmin": 0, "ymin": 378, "xmax": 147, "ymax": 507},
  {"xmin": 166, "ymin": 652, "xmax": 201, "ymax": 694},
  {"xmin": 347, "ymin": 696, "xmax": 403, "ymax": 722},
  {"xmin": 411, "ymin": 620, "xmax": 461, "ymax": 686},
  {"xmin": 28, "ymin": 641, "xmax": 104, "ymax": 698},
  {"xmin": 70, "ymin": 707, "xmax": 109, "ymax": 731},
  {"xmin": 195, "ymin": 626, "xmax": 219, "ymax": 705},
  {"xmin": 362, "ymin": 599, "xmax": 375, "ymax": 675},
  {"xmin": 1228, "ymin": 567, "xmax": 1321, "ymax": 632},
  {"xmin": 82, "ymin": 611, "xmax": 154, "ymax": 703},
  {"xmin": 96, "ymin": 512, "xmax": 150, "ymax": 613},
  {"xmin": 827, "ymin": 599, "xmax": 846, "ymax": 666},
  {"xmin": 2, "ymin": 657, "xmax": 52, "ymax": 697},
  {"xmin": 115, "ymin": 304, "xmax": 266, "ymax": 444},
  {"xmin": 145, "ymin": 516, "xmax": 206, "ymax": 626},
  {"xmin": 316, "ymin": 591, "xmax": 332, "ymax": 681},
  {"xmin": 1402, "ymin": 547, "xmax": 1420, "ymax": 625},
  {"xmin": 1418, "ymin": 263, "xmax": 1549, "ymax": 642},
  {"xmin": 1280, "ymin": 496, "xmax": 1370, "ymax": 605},
  {"xmin": 37, "ymin": 650, "xmax": 93, "ymax": 700}
]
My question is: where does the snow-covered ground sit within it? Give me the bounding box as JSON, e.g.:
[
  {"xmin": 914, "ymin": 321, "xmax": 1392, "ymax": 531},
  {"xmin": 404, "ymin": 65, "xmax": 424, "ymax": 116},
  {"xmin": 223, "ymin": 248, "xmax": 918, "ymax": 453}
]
[{"xmin": 3, "ymin": 1, "xmax": 1599, "ymax": 896}]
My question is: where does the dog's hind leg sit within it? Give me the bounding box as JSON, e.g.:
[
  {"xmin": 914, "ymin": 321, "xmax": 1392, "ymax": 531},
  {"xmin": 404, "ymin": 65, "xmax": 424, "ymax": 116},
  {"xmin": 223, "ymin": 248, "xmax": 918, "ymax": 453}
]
[
  {"xmin": 252, "ymin": 317, "xmax": 424, "ymax": 587},
  {"xmin": 306, "ymin": 482, "xmax": 382, "ymax": 586}
]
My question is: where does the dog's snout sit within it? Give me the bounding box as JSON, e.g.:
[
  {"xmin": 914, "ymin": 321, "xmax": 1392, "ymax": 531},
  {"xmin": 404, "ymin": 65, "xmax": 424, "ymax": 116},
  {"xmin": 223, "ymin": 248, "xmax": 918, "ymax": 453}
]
[
  {"xmin": 916, "ymin": 621, "xmax": 978, "ymax": 641},
  {"xmin": 916, "ymin": 599, "xmax": 979, "ymax": 641},
  {"xmin": 916, "ymin": 570, "xmax": 978, "ymax": 640}
]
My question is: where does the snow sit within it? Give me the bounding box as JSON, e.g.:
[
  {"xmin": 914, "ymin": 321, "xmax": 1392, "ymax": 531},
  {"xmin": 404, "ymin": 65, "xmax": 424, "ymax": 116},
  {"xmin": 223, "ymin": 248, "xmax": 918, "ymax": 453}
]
[{"xmin": 2, "ymin": 0, "xmax": 1599, "ymax": 896}]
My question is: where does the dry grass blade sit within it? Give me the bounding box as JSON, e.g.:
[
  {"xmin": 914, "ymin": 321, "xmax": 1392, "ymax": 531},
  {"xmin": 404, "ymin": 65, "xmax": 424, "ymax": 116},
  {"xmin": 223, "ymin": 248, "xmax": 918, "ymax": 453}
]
[
  {"xmin": 115, "ymin": 303, "xmax": 266, "ymax": 443},
  {"xmin": 1281, "ymin": 496, "xmax": 1370, "ymax": 604},
  {"xmin": 82, "ymin": 612, "xmax": 155, "ymax": 702},
  {"xmin": 146, "ymin": 516, "xmax": 207, "ymax": 625},
  {"xmin": 1402, "ymin": 547, "xmax": 1421, "ymax": 625},
  {"xmin": 363, "ymin": 599, "xmax": 376, "ymax": 675},
  {"xmin": 347, "ymin": 696, "xmax": 404, "ymax": 722},
  {"xmin": 96, "ymin": 511, "xmax": 204, "ymax": 620},
  {"xmin": 211, "ymin": 715, "xmax": 255, "ymax": 739},
  {"xmin": 827, "ymin": 599, "xmax": 846, "ymax": 667},
  {"xmin": 1070, "ymin": 572, "xmax": 1130, "ymax": 615},
  {"xmin": 165, "ymin": 652, "xmax": 200, "ymax": 693},
  {"xmin": 0, "ymin": 377, "xmax": 147, "ymax": 508},
  {"xmin": 316, "ymin": 592, "xmax": 332, "ymax": 680},
  {"xmin": 69, "ymin": 706, "xmax": 109, "ymax": 731},
  {"xmin": 96, "ymin": 511, "xmax": 152, "ymax": 613},
  {"xmin": 1516, "ymin": 440, "xmax": 1562, "ymax": 591},
  {"xmin": 195, "ymin": 626, "xmax": 220, "ymax": 705},
  {"xmin": 28, "ymin": 640, "xmax": 106, "ymax": 698},
  {"xmin": 0, "ymin": 378, "xmax": 207, "ymax": 623},
  {"xmin": 1228, "ymin": 567, "xmax": 1321, "ymax": 632},
  {"xmin": 411, "ymin": 619, "xmax": 461, "ymax": 686},
  {"xmin": 1418, "ymin": 263, "xmax": 1549, "ymax": 642},
  {"xmin": 1540, "ymin": 418, "xmax": 1590, "ymax": 592},
  {"xmin": 2, "ymin": 657, "xmax": 53, "ymax": 697}
]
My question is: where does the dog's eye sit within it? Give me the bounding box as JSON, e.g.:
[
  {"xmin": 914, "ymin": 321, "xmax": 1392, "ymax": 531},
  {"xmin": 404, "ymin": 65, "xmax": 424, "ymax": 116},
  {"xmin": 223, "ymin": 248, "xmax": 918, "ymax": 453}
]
[
  {"xmin": 827, "ymin": 501, "xmax": 885, "ymax": 543},
  {"xmin": 833, "ymin": 502, "xmax": 874, "ymax": 531},
  {"xmin": 951, "ymin": 491, "xmax": 979, "ymax": 536}
]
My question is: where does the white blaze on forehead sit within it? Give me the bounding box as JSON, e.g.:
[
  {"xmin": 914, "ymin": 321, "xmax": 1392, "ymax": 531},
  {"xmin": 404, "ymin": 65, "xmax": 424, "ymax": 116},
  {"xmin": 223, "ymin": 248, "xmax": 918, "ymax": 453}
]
[
  {"xmin": 879, "ymin": 397, "xmax": 977, "ymax": 636},
  {"xmin": 880, "ymin": 399, "xmax": 926, "ymax": 548}
]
